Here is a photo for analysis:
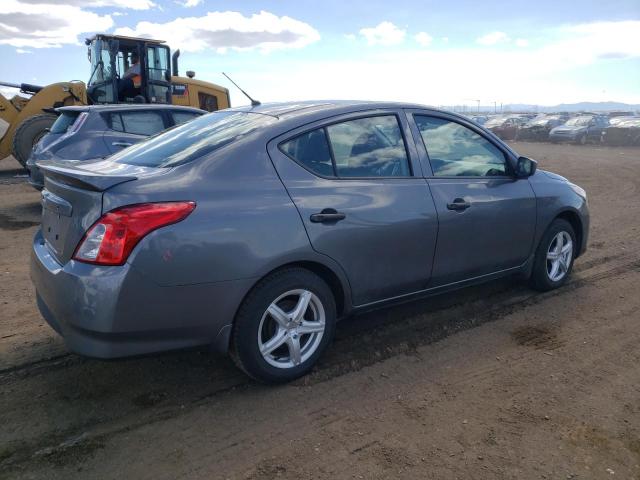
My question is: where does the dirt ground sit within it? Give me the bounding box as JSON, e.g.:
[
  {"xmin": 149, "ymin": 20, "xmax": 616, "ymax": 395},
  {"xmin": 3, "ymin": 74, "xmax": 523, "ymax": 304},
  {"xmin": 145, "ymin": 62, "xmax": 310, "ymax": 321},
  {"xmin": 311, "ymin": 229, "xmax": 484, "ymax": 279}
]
[{"xmin": 0, "ymin": 142, "xmax": 639, "ymax": 480}]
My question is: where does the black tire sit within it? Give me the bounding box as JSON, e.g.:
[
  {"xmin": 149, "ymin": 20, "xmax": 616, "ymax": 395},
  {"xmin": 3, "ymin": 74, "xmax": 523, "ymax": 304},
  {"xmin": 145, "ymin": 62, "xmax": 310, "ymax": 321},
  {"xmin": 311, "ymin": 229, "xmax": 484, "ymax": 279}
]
[
  {"xmin": 577, "ymin": 133, "xmax": 587, "ymax": 145},
  {"xmin": 12, "ymin": 113, "xmax": 56, "ymax": 167},
  {"xmin": 530, "ymin": 218, "xmax": 576, "ymax": 292},
  {"xmin": 230, "ymin": 268, "xmax": 336, "ymax": 383}
]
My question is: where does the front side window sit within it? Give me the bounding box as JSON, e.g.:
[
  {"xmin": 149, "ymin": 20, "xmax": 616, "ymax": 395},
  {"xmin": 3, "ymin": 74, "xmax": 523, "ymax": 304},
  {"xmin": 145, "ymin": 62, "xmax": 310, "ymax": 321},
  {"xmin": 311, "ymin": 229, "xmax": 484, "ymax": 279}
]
[
  {"xmin": 280, "ymin": 115, "xmax": 411, "ymax": 178},
  {"xmin": 415, "ymin": 115, "xmax": 509, "ymax": 177}
]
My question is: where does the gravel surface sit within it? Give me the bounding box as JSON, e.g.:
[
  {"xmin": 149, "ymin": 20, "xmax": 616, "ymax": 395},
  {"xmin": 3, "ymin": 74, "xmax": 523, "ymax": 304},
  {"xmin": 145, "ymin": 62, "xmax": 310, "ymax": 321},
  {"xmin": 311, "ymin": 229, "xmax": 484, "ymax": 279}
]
[{"xmin": 0, "ymin": 143, "xmax": 639, "ymax": 479}]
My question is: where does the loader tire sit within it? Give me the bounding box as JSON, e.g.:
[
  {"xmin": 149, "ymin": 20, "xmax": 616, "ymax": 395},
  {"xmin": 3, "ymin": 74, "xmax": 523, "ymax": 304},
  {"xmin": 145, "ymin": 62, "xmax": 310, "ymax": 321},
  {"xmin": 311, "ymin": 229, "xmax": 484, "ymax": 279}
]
[{"xmin": 12, "ymin": 113, "xmax": 57, "ymax": 168}]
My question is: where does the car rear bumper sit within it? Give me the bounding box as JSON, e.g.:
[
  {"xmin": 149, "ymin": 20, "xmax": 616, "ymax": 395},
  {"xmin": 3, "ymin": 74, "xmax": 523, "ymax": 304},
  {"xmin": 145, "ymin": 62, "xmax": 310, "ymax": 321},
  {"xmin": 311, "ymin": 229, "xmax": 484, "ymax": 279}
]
[{"xmin": 31, "ymin": 230, "xmax": 255, "ymax": 358}]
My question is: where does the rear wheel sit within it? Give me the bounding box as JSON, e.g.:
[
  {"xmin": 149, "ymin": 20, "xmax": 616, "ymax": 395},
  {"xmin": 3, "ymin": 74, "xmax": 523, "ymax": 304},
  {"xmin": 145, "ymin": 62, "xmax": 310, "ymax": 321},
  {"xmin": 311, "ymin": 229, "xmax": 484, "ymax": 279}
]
[
  {"xmin": 12, "ymin": 114, "xmax": 56, "ymax": 168},
  {"xmin": 577, "ymin": 133, "xmax": 587, "ymax": 145},
  {"xmin": 530, "ymin": 218, "xmax": 576, "ymax": 291},
  {"xmin": 231, "ymin": 268, "xmax": 336, "ymax": 383}
]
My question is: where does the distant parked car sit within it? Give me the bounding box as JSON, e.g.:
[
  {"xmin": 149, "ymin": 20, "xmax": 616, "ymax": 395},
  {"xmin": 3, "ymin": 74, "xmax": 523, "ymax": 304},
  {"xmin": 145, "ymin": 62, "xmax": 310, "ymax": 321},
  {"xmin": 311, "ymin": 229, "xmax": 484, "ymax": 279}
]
[
  {"xmin": 517, "ymin": 114, "xmax": 569, "ymax": 141},
  {"xmin": 26, "ymin": 104, "xmax": 205, "ymax": 190},
  {"xmin": 469, "ymin": 115, "xmax": 488, "ymax": 125},
  {"xmin": 549, "ymin": 115, "xmax": 609, "ymax": 144},
  {"xmin": 31, "ymin": 101, "xmax": 589, "ymax": 383},
  {"xmin": 602, "ymin": 118, "xmax": 640, "ymax": 146},
  {"xmin": 484, "ymin": 115, "xmax": 527, "ymax": 140},
  {"xmin": 608, "ymin": 115, "xmax": 639, "ymax": 126}
]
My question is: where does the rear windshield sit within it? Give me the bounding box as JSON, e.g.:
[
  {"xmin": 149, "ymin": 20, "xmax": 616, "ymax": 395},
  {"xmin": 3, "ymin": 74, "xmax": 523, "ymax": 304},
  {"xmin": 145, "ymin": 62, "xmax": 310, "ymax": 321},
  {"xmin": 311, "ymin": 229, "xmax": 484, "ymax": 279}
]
[
  {"xmin": 110, "ymin": 111, "xmax": 275, "ymax": 167},
  {"xmin": 50, "ymin": 112, "xmax": 81, "ymax": 134}
]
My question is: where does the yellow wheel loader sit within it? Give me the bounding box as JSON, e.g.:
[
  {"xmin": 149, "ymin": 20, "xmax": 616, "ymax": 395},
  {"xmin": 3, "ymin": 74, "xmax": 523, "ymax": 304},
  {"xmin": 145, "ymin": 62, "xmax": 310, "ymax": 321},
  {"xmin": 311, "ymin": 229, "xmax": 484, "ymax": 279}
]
[{"xmin": 0, "ymin": 34, "xmax": 230, "ymax": 167}]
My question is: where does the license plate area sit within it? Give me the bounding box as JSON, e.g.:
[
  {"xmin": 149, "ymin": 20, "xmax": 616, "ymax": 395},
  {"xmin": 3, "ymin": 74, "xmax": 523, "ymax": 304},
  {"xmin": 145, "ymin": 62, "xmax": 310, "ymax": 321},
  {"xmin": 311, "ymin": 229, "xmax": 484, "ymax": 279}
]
[{"xmin": 41, "ymin": 190, "xmax": 73, "ymax": 259}]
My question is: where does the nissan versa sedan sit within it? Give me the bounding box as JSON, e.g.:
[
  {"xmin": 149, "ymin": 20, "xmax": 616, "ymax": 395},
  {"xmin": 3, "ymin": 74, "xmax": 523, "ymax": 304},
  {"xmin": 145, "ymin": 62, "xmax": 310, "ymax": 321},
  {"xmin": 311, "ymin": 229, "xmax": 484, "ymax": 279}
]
[{"xmin": 31, "ymin": 101, "xmax": 589, "ymax": 383}]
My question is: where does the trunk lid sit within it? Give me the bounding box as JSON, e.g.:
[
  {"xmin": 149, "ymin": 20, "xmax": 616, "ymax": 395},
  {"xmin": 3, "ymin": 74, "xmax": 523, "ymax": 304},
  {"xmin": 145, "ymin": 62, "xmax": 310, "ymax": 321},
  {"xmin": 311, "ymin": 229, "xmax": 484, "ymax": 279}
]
[{"xmin": 38, "ymin": 159, "xmax": 158, "ymax": 264}]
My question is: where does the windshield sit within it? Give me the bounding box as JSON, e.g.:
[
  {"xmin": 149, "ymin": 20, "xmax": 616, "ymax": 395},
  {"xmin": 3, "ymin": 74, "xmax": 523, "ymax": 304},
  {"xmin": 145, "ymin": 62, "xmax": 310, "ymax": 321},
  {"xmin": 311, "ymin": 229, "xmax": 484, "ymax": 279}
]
[
  {"xmin": 565, "ymin": 117, "xmax": 591, "ymax": 127},
  {"xmin": 88, "ymin": 39, "xmax": 114, "ymax": 85},
  {"xmin": 111, "ymin": 111, "xmax": 276, "ymax": 167}
]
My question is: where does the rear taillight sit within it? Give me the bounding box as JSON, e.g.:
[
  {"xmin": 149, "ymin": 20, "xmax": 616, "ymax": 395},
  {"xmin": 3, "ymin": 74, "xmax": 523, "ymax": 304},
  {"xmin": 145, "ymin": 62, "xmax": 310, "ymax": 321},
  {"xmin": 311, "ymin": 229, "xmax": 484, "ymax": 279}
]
[{"xmin": 73, "ymin": 202, "xmax": 196, "ymax": 266}]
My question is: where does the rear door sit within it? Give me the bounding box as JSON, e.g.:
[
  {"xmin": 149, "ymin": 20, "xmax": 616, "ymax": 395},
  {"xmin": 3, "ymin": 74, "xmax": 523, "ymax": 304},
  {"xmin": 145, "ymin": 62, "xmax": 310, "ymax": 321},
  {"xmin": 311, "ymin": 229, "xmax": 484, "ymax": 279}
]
[
  {"xmin": 408, "ymin": 111, "xmax": 536, "ymax": 286},
  {"xmin": 268, "ymin": 110, "xmax": 438, "ymax": 306}
]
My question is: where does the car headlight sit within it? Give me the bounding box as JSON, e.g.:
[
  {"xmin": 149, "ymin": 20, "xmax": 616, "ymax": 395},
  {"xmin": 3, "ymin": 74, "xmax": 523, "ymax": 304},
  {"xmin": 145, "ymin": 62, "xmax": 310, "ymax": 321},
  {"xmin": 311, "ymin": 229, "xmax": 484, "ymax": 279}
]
[{"xmin": 569, "ymin": 183, "xmax": 587, "ymax": 202}]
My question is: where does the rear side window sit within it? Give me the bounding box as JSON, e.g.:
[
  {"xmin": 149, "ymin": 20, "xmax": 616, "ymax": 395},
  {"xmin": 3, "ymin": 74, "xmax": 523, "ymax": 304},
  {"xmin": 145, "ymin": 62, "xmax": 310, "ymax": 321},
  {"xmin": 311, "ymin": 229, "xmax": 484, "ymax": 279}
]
[
  {"xmin": 109, "ymin": 111, "xmax": 166, "ymax": 136},
  {"xmin": 50, "ymin": 112, "xmax": 81, "ymax": 134},
  {"xmin": 280, "ymin": 115, "xmax": 411, "ymax": 178},
  {"xmin": 111, "ymin": 111, "xmax": 275, "ymax": 167},
  {"xmin": 171, "ymin": 111, "xmax": 201, "ymax": 126},
  {"xmin": 281, "ymin": 129, "xmax": 334, "ymax": 177}
]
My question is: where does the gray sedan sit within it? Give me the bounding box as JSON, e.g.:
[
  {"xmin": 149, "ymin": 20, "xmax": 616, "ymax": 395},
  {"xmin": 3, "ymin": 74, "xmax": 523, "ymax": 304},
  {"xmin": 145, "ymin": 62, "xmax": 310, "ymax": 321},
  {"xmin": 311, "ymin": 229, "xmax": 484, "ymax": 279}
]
[{"xmin": 31, "ymin": 101, "xmax": 589, "ymax": 383}]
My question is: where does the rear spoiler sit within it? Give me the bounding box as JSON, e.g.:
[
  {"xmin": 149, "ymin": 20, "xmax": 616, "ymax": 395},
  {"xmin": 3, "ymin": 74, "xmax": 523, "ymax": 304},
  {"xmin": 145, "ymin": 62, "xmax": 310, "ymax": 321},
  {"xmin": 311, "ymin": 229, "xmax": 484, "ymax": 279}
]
[{"xmin": 37, "ymin": 161, "xmax": 137, "ymax": 192}]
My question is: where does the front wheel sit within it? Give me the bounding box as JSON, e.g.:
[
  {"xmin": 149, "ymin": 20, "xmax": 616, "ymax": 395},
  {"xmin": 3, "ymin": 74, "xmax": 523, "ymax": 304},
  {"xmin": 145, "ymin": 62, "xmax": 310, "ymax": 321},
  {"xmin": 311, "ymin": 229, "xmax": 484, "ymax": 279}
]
[
  {"xmin": 231, "ymin": 268, "xmax": 336, "ymax": 383},
  {"xmin": 530, "ymin": 219, "xmax": 576, "ymax": 291}
]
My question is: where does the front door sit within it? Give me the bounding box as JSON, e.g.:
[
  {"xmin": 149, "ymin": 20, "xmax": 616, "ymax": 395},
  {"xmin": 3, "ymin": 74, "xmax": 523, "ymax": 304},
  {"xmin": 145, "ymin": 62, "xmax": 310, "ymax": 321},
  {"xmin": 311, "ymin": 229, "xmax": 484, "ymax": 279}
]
[
  {"xmin": 268, "ymin": 111, "xmax": 438, "ymax": 306},
  {"xmin": 410, "ymin": 113, "xmax": 536, "ymax": 286}
]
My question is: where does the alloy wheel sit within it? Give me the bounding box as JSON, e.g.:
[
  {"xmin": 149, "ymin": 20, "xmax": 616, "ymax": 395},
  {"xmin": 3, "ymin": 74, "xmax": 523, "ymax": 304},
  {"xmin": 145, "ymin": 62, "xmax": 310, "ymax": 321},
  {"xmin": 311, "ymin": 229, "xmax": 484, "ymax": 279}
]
[
  {"xmin": 257, "ymin": 289, "xmax": 326, "ymax": 369},
  {"xmin": 546, "ymin": 231, "xmax": 573, "ymax": 282}
]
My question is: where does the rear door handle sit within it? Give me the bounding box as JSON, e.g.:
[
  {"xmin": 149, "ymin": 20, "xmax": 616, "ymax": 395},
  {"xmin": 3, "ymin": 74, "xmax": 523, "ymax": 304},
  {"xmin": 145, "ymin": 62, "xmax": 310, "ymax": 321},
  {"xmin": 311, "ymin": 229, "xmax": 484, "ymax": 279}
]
[
  {"xmin": 446, "ymin": 198, "xmax": 471, "ymax": 211},
  {"xmin": 112, "ymin": 141, "xmax": 133, "ymax": 148},
  {"xmin": 310, "ymin": 208, "xmax": 346, "ymax": 223}
]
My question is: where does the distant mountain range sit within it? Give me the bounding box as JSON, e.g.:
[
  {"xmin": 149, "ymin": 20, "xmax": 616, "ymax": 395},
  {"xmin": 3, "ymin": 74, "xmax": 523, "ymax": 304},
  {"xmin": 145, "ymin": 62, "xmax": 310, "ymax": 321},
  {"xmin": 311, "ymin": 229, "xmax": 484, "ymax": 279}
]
[{"xmin": 453, "ymin": 101, "xmax": 640, "ymax": 114}]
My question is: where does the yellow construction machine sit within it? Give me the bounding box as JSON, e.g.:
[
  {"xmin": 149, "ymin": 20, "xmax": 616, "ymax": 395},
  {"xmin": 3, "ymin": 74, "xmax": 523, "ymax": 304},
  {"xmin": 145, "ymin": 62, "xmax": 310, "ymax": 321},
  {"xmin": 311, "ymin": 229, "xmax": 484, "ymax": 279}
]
[{"xmin": 0, "ymin": 34, "xmax": 230, "ymax": 167}]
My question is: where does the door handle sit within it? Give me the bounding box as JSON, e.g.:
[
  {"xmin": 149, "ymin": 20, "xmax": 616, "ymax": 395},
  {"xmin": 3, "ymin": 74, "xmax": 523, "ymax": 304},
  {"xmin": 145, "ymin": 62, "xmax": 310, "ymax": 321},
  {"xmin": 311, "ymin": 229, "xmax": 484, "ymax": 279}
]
[
  {"xmin": 112, "ymin": 141, "xmax": 133, "ymax": 148},
  {"xmin": 310, "ymin": 208, "xmax": 346, "ymax": 223},
  {"xmin": 447, "ymin": 198, "xmax": 471, "ymax": 211}
]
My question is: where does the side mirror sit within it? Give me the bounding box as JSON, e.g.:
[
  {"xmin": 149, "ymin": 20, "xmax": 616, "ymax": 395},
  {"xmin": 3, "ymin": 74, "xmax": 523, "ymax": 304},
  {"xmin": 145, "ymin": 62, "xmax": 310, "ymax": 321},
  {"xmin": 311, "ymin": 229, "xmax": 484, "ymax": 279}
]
[{"xmin": 515, "ymin": 156, "xmax": 537, "ymax": 178}]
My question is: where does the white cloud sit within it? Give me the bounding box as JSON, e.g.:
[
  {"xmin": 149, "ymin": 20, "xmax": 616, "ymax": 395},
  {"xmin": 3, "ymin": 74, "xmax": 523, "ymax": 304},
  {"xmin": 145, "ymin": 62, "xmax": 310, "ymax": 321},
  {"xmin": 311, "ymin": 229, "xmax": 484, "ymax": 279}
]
[
  {"xmin": 344, "ymin": 33, "xmax": 356, "ymax": 41},
  {"xmin": 112, "ymin": 11, "xmax": 127, "ymax": 16},
  {"xmin": 515, "ymin": 38, "xmax": 529, "ymax": 47},
  {"xmin": 359, "ymin": 21, "xmax": 405, "ymax": 46},
  {"xmin": 16, "ymin": 0, "xmax": 155, "ymax": 9},
  {"xmin": 0, "ymin": 0, "xmax": 113, "ymax": 48},
  {"xmin": 441, "ymin": 37, "xmax": 449, "ymax": 43},
  {"xmin": 177, "ymin": 0, "xmax": 203, "ymax": 6},
  {"xmin": 15, "ymin": 48, "xmax": 31, "ymax": 53},
  {"xmin": 0, "ymin": 85, "xmax": 18, "ymax": 99},
  {"xmin": 115, "ymin": 10, "xmax": 320, "ymax": 53},
  {"xmin": 221, "ymin": 20, "xmax": 640, "ymax": 107},
  {"xmin": 414, "ymin": 31, "xmax": 433, "ymax": 47},
  {"xmin": 476, "ymin": 31, "xmax": 510, "ymax": 45}
]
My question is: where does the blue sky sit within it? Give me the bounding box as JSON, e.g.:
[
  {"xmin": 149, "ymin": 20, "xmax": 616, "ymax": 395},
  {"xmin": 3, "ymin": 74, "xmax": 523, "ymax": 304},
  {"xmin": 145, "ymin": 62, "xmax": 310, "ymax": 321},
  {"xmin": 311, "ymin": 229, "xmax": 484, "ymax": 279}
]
[{"xmin": 1, "ymin": 0, "xmax": 638, "ymax": 107}]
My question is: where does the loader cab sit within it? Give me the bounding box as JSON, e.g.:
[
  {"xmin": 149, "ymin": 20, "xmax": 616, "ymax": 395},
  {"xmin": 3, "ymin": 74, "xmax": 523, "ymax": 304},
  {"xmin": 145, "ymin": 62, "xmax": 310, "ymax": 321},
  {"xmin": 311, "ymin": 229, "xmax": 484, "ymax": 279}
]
[{"xmin": 86, "ymin": 35, "xmax": 171, "ymax": 105}]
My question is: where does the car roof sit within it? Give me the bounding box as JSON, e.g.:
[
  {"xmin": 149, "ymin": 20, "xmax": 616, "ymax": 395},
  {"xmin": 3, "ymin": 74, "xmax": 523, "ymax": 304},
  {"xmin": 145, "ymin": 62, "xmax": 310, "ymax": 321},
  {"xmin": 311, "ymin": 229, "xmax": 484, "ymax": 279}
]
[
  {"xmin": 226, "ymin": 100, "xmax": 444, "ymax": 119},
  {"xmin": 57, "ymin": 104, "xmax": 205, "ymax": 114}
]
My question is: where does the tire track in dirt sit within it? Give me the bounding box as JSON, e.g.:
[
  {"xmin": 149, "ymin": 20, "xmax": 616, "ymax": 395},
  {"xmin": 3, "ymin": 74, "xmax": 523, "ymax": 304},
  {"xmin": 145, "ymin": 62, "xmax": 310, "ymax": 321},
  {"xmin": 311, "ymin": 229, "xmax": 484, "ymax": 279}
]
[
  {"xmin": 1, "ymin": 248, "xmax": 634, "ymax": 381},
  {"xmin": 1, "ymin": 253, "xmax": 638, "ymax": 471}
]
